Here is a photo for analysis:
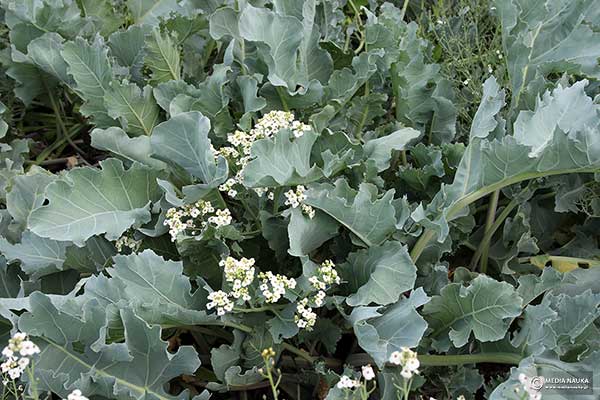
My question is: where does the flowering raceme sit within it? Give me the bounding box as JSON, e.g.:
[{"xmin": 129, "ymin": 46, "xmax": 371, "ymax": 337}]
[
  {"xmin": 1, "ymin": 332, "xmax": 40, "ymax": 381},
  {"xmin": 336, "ymin": 364, "xmax": 377, "ymax": 399},
  {"xmin": 66, "ymin": 389, "xmax": 89, "ymax": 400},
  {"xmin": 215, "ymin": 111, "xmax": 311, "ymax": 200},
  {"xmin": 294, "ymin": 259, "xmax": 341, "ymax": 330},
  {"xmin": 284, "ymin": 185, "xmax": 316, "ymax": 219},
  {"xmin": 206, "ymin": 256, "xmax": 299, "ymax": 317},
  {"xmin": 220, "ymin": 256, "xmax": 256, "ymax": 301},
  {"xmin": 163, "ymin": 200, "xmax": 232, "ymax": 241},
  {"xmin": 206, "ymin": 290, "xmax": 234, "ymax": 316},
  {"xmin": 114, "ymin": 234, "xmax": 141, "ymax": 253},
  {"xmin": 389, "ymin": 347, "xmax": 420, "ymax": 379},
  {"xmin": 258, "ymin": 271, "xmax": 297, "ymax": 303}
]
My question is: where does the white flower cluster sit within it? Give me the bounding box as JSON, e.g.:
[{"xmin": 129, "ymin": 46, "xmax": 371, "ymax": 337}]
[
  {"xmin": 215, "ymin": 111, "xmax": 310, "ymax": 199},
  {"xmin": 207, "ymin": 209, "xmax": 233, "ymax": 228},
  {"xmin": 220, "ymin": 256, "xmax": 256, "ymax": 301},
  {"xmin": 284, "ymin": 185, "xmax": 315, "ymax": 219},
  {"xmin": 114, "ymin": 235, "xmax": 141, "ymax": 253},
  {"xmin": 295, "ymin": 298, "xmax": 317, "ymax": 330},
  {"xmin": 219, "ymin": 178, "xmax": 239, "ymax": 198},
  {"xmin": 362, "ymin": 365, "xmax": 375, "ymax": 381},
  {"xmin": 249, "ymin": 110, "xmax": 310, "ymax": 141},
  {"xmin": 163, "ymin": 201, "xmax": 232, "ymax": 241},
  {"xmin": 389, "ymin": 347, "xmax": 420, "ymax": 379},
  {"xmin": 66, "ymin": 389, "xmax": 89, "ymax": 400},
  {"xmin": 251, "ymin": 187, "xmax": 276, "ymax": 200},
  {"xmin": 207, "ymin": 255, "xmax": 300, "ymax": 316},
  {"xmin": 430, "ymin": 397, "xmax": 467, "ymax": 400},
  {"xmin": 295, "ymin": 260, "xmax": 340, "ymax": 330},
  {"xmin": 308, "ymin": 259, "xmax": 340, "ymax": 307},
  {"xmin": 337, "ymin": 375, "xmax": 360, "ymax": 389},
  {"xmin": 259, "ymin": 271, "xmax": 297, "ymax": 303},
  {"xmin": 517, "ymin": 374, "xmax": 543, "ymax": 400},
  {"xmin": 1, "ymin": 332, "xmax": 40, "ymax": 380},
  {"xmin": 206, "ymin": 290, "xmax": 234, "ymax": 316},
  {"xmin": 336, "ymin": 365, "xmax": 375, "ymax": 391}
]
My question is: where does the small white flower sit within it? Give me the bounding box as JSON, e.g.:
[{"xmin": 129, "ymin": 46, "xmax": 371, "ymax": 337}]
[
  {"xmin": 208, "ymin": 208, "xmax": 232, "ymax": 228},
  {"xmin": 17, "ymin": 358, "xmax": 28, "ymax": 368},
  {"xmin": 336, "ymin": 375, "xmax": 359, "ymax": 389},
  {"xmin": 389, "ymin": 351, "xmax": 402, "ymax": 365},
  {"xmin": 400, "ymin": 368, "xmax": 413, "ymax": 379},
  {"xmin": 66, "ymin": 389, "xmax": 89, "ymax": 400},
  {"xmin": 361, "ymin": 364, "xmax": 375, "ymax": 381},
  {"xmin": 258, "ymin": 271, "xmax": 296, "ymax": 303},
  {"xmin": 8, "ymin": 367, "xmax": 21, "ymax": 380},
  {"xmin": 405, "ymin": 357, "xmax": 419, "ymax": 371},
  {"xmin": 389, "ymin": 347, "xmax": 420, "ymax": 380},
  {"xmin": 301, "ymin": 204, "xmax": 316, "ymax": 219},
  {"xmin": 295, "ymin": 298, "xmax": 317, "ymax": 330},
  {"xmin": 206, "ymin": 291, "xmax": 234, "ymax": 316}
]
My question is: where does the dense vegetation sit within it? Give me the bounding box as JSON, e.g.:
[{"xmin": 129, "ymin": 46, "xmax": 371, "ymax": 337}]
[{"xmin": 0, "ymin": 0, "xmax": 599, "ymax": 399}]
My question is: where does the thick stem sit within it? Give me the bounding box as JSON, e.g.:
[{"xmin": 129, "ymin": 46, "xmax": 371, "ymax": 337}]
[
  {"xmin": 470, "ymin": 197, "xmax": 519, "ymax": 270},
  {"xmin": 347, "ymin": 352, "xmax": 522, "ymax": 367},
  {"xmin": 400, "ymin": 0, "xmax": 410, "ymax": 21},
  {"xmin": 45, "ymin": 84, "xmax": 91, "ymax": 166},
  {"xmin": 410, "ymin": 168, "xmax": 600, "ymax": 263},
  {"xmin": 519, "ymin": 255, "xmax": 600, "ymax": 268},
  {"xmin": 233, "ymin": 304, "xmax": 287, "ymax": 314},
  {"xmin": 281, "ymin": 343, "xmax": 315, "ymax": 364},
  {"xmin": 275, "ymin": 87, "xmax": 290, "ymax": 112},
  {"xmin": 479, "ymin": 190, "xmax": 500, "ymax": 274},
  {"xmin": 165, "ymin": 320, "xmax": 253, "ymax": 334}
]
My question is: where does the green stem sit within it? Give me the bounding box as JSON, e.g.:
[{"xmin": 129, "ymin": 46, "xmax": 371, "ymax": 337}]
[
  {"xmin": 265, "ymin": 364, "xmax": 279, "ymax": 400},
  {"xmin": 272, "ymin": 187, "xmax": 282, "ymax": 214},
  {"xmin": 470, "ymin": 196, "xmax": 519, "ymax": 270},
  {"xmin": 233, "ymin": 304, "xmax": 287, "ymax": 314},
  {"xmin": 218, "ymin": 320, "xmax": 253, "ymax": 333},
  {"xmin": 12, "ymin": 376, "xmax": 18, "ymax": 400},
  {"xmin": 400, "ymin": 0, "xmax": 410, "ymax": 21},
  {"xmin": 163, "ymin": 320, "xmax": 253, "ymax": 334},
  {"xmin": 281, "ymin": 343, "xmax": 315, "ymax": 364},
  {"xmin": 275, "ymin": 87, "xmax": 289, "ymax": 112},
  {"xmin": 400, "ymin": 150, "xmax": 408, "ymax": 167},
  {"xmin": 26, "ymin": 361, "xmax": 38, "ymax": 400},
  {"xmin": 518, "ymin": 255, "xmax": 600, "ymax": 268},
  {"xmin": 45, "ymin": 85, "xmax": 90, "ymax": 166},
  {"xmin": 354, "ymin": 81, "xmax": 370, "ymax": 141},
  {"xmin": 348, "ymin": 0, "xmax": 363, "ymax": 26},
  {"xmin": 479, "ymin": 190, "xmax": 500, "ymax": 274},
  {"xmin": 32, "ymin": 124, "xmax": 83, "ymax": 165},
  {"xmin": 417, "ymin": 353, "xmax": 521, "ymax": 366},
  {"xmin": 348, "ymin": 352, "xmax": 522, "ymax": 367},
  {"xmin": 410, "ymin": 167, "xmax": 600, "ymax": 262}
]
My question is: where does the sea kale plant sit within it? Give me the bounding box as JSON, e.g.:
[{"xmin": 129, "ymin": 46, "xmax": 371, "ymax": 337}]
[{"xmin": 0, "ymin": 0, "xmax": 599, "ymax": 399}]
